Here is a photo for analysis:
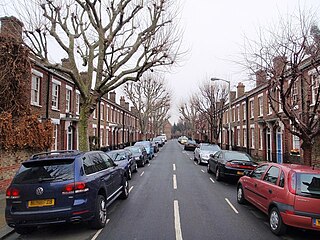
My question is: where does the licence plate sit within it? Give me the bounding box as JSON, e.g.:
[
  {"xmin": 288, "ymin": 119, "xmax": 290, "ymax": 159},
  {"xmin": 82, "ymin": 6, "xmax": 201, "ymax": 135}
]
[
  {"xmin": 237, "ymin": 171, "xmax": 244, "ymax": 175},
  {"xmin": 313, "ymin": 219, "xmax": 320, "ymax": 227},
  {"xmin": 28, "ymin": 199, "xmax": 55, "ymax": 208}
]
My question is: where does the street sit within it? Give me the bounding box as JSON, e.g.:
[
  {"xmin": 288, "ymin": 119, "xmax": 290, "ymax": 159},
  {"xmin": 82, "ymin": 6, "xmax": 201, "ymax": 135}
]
[{"xmin": 5, "ymin": 140, "xmax": 320, "ymax": 240}]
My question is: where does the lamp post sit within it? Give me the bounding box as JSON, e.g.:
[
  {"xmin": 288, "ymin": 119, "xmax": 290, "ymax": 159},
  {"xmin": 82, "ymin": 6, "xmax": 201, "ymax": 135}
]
[{"xmin": 211, "ymin": 78, "xmax": 232, "ymax": 150}]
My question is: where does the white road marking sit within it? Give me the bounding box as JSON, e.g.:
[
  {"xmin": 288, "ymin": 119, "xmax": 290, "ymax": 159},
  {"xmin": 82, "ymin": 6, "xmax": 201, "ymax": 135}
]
[
  {"xmin": 190, "ymin": 158, "xmax": 193, "ymax": 160},
  {"xmin": 210, "ymin": 177, "xmax": 215, "ymax": 183},
  {"xmin": 91, "ymin": 219, "xmax": 110, "ymax": 240},
  {"xmin": 173, "ymin": 174, "xmax": 177, "ymax": 189},
  {"xmin": 193, "ymin": 162, "xmax": 197, "ymax": 166},
  {"xmin": 129, "ymin": 186, "xmax": 134, "ymax": 193},
  {"xmin": 225, "ymin": 198, "xmax": 239, "ymax": 214},
  {"xmin": 173, "ymin": 164, "xmax": 176, "ymax": 171},
  {"xmin": 148, "ymin": 163, "xmax": 151, "ymax": 166},
  {"xmin": 201, "ymin": 169, "xmax": 205, "ymax": 173},
  {"xmin": 174, "ymin": 200, "xmax": 183, "ymax": 240},
  {"xmin": 140, "ymin": 171, "xmax": 145, "ymax": 177}
]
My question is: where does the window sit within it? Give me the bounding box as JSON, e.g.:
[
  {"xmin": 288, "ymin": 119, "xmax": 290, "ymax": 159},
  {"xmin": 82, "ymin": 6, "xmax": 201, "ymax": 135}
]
[
  {"xmin": 258, "ymin": 96, "xmax": 263, "ymax": 116},
  {"xmin": 100, "ymin": 152, "xmax": 114, "ymax": 168},
  {"xmin": 31, "ymin": 74, "xmax": 41, "ymax": 106},
  {"xmin": 233, "ymin": 107, "xmax": 235, "ymax": 122},
  {"xmin": 243, "ymin": 128, "xmax": 246, "ymax": 147},
  {"xmin": 279, "ymin": 171, "xmax": 285, "ymax": 187},
  {"xmin": 263, "ymin": 166, "xmax": 280, "ymax": 185},
  {"xmin": 83, "ymin": 153, "xmax": 108, "ymax": 175},
  {"xmin": 76, "ymin": 91, "xmax": 80, "ymax": 115},
  {"xmin": 267, "ymin": 98, "xmax": 272, "ymax": 115},
  {"xmin": 100, "ymin": 103, "xmax": 104, "ymax": 120},
  {"xmin": 259, "ymin": 126, "xmax": 263, "ymax": 150},
  {"xmin": 312, "ymin": 74, "xmax": 319, "ymax": 105},
  {"xmin": 251, "ymin": 165, "xmax": 269, "ymax": 179},
  {"xmin": 237, "ymin": 128, "xmax": 240, "ymax": 146},
  {"xmin": 242, "ymin": 103, "xmax": 246, "ymax": 120},
  {"xmin": 250, "ymin": 99, "xmax": 254, "ymax": 118},
  {"xmin": 52, "ymin": 124, "xmax": 58, "ymax": 151},
  {"xmin": 93, "ymin": 108, "xmax": 97, "ymax": 119},
  {"xmin": 251, "ymin": 127, "xmax": 255, "ymax": 149},
  {"xmin": 237, "ymin": 105, "xmax": 240, "ymax": 121},
  {"xmin": 51, "ymin": 80, "xmax": 60, "ymax": 110},
  {"xmin": 66, "ymin": 88, "xmax": 71, "ymax": 113}
]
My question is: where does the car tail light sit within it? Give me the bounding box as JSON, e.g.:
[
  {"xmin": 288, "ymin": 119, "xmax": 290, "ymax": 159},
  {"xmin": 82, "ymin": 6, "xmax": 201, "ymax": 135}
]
[
  {"xmin": 6, "ymin": 187, "xmax": 20, "ymax": 199},
  {"xmin": 225, "ymin": 162, "xmax": 255, "ymax": 170},
  {"xmin": 288, "ymin": 171, "xmax": 296, "ymax": 195},
  {"xmin": 62, "ymin": 182, "xmax": 88, "ymax": 195}
]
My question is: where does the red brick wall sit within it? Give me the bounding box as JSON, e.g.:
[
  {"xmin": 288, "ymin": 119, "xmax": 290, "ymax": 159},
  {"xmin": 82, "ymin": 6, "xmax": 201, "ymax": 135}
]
[{"xmin": 0, "ymin": 150, "xmax": 34, "ymax": 193}]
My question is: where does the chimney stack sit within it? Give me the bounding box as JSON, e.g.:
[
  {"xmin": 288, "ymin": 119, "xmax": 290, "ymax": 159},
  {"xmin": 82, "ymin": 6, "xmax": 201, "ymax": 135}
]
[
  {"xmin": 256, "ymin": 70, "xmax": 267, "ymax": 87},
  {"xmin": 120, "ymin": 96, "xmax": 125, "ymax": 107},
  {"xmin": 0, "ymin": 16, "xmax": 24, "ymax": 42},
  {"xmin": 125, "ymin": 102, "xmax": 129, "ymax": 110},
  {"xmin": 230, "ymin": 91, "xmax": 236, "ymax": 102},
  {"xmin": 109, "ymin": 91, "xmax": 116, "ymax": 102},
  {"xmin": 237, "ymin": 82, "xmax": 245, "ymax": 98}
]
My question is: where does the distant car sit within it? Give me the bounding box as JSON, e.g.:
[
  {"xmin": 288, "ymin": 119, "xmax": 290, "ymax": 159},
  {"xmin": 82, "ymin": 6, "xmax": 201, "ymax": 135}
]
[
  {"xmin": 184, "ymin": 139, "xmax": 197, "ymax": 151},
  {"xmin": 153, "ymin": 136, "xmax": 164, "ymax": 147},
  {"xmin": 194, "ymin": 143, "xmax": 221, "ymax": 165},
  {"xmin": 125, "ymin": 146, "xmax": 148, "ymax": 167},
  {"xmin": 5, "ymin": 150, "xmax": 129, "ymax": 235},
  {"xmin": 207, "ymin": 150, "xmax": 258, "ymax": 181},
  {"xmin": 179, "ymin": 136, "xmax": 188, "ymax": 145},
  {"xmin": 160, "ymin": 134, "xmax": 167, "ymax": 142},
  {"xmin": 106, "ymin": 149, "xmax": 138, "ymax": 180},
  {"xmin": 134, "ymin": 141, "xmax": 154, "ymax": 160},
  {"xmin": 237, "ymin": 162, "xmax": 320, "ymax": 235}
]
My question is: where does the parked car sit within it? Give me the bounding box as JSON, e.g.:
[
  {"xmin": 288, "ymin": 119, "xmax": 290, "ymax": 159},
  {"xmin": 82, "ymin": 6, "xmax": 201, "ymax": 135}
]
[
  {"xmin": 194, "ymin": 143, "xmax": 221, "ymax": 165},
  {"xmin": 237, "ymin": 162, "xmax": 320, "ymax": 235},
  {"xmin": 125, "ymin": 146, "xmax": 148, "ymax": 167},
  {"xmin": 160, "ymin": 133, "xmax": 167, "ymax": 142},
  {"xmin": 178, "ymin": 136, "xmax": 188, "ymax": 145},
  {"xmin": 207, "ymin": 150, "xmax": 258, "ymax": 181},
  {"xmin": 153, "ymin": 136, "xmax": 164, "ymax": 147},
  {"xmin": 5, "ymin": 150, "xmax": 129, "ymax": 235},
  {"xmin": 184, "ymin": 139, "xmax": 197, "ymax": 151},
  {"xmin": 134, "ymin": 141, "xmax": 154, "ymax": 160},
  {"xmin": 106, "ymin": 149, "xmax": 138, "ymax": 180},
  {"xmin": 150, "ymin": 140, "xmax": 159, "ymax": 153}
]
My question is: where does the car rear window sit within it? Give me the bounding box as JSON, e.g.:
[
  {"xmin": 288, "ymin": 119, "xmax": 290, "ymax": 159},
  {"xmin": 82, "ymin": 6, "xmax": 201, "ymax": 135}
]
[
  {"xmin": 297, "ymin": 173, "xmax": 320, "ymax": 197},
  {"xmin": 13, "ymin": 159, "xmax": 75, "ymax": 184},
  {"xmin": 224, "ymin": 152, "xmax": 252, "ymax": 161}
]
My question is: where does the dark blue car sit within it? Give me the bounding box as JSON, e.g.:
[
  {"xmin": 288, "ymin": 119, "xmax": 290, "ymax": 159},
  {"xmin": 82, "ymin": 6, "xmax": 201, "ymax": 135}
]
[{"xmin": 5, "ymin": 150, "xmax": 129, "ymax": 235}]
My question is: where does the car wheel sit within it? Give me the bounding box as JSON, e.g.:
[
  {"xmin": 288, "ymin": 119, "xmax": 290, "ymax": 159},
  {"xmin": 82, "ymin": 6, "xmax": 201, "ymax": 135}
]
[
  {"xmin": 90, "ymin": 195, "xmax": 107, "ymax": 229},
  {"xmin": 215, "ymin": 167, "xmax": 221, "ymax": 181},
  {"xmin": 207, "ymin": 163, "xmax": 212, "ymax": 173},
  {"xmin": 127, "ymin": 168, "xmax": 132, "ymax": 180},
  {"xmin": 15, "ymin": 226, "xmax": 36, "ymax": 235},
  {"xmin": 237, "ymin": 185, "xmax": 246, "ymax": 204},
  {"xmin": 269, "ymin": 207, "xmax": 287, "ymax": 235},
  {"xmin": 120, "ymin": 177, "xmax": 129, "ymax": 199}
]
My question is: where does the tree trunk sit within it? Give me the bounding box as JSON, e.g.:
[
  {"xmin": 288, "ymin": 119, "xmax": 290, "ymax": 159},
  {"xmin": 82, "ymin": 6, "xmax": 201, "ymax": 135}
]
[
  {"xmin": 301, "ymin": 141, "xmax": 312, "ymax": 166},
  {"xmin": 78, "ymin": 102, "xmax": 91, "ymax": 151}
]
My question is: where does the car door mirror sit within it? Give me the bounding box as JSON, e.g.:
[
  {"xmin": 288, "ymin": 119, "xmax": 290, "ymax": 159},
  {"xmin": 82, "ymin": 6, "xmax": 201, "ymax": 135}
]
[{"xmin": 244, "ymin": 170, "xmax": 252, "ymax": 176}]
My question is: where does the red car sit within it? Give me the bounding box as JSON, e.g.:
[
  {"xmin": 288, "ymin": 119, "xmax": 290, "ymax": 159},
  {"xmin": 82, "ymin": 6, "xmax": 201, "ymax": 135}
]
[{"xmin": 237, "ymin": 162, "xmax": 320, "ymax": 235}]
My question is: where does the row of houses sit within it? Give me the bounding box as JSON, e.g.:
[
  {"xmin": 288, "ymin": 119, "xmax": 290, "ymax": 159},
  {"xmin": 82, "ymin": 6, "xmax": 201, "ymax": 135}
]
[
  {"xmin": 0, "ymin": 16, "xmax": 172, "ymax": 191},
  {"xmin": 193, "ymin": 67, "xmax": 320, "ymax": 166}
]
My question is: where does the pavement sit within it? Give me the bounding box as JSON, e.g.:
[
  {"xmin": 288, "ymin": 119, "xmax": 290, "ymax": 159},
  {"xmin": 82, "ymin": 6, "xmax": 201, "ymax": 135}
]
[{"xmin": 0, "ymin": 194, "xmax": 14, "ymax": 239}]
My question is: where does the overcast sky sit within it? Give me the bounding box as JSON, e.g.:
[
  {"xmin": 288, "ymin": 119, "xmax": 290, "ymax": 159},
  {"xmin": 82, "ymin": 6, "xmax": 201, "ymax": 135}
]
[{"xmin": 166, "ymin": 0, "xmax": 320, "ymax": 124}]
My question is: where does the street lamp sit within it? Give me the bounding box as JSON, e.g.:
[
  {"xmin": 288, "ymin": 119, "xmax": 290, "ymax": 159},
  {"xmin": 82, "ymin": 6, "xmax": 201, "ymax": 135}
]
[{"xmin": 211, "ymin": 77, "xmax": 232, "ymax": 150}]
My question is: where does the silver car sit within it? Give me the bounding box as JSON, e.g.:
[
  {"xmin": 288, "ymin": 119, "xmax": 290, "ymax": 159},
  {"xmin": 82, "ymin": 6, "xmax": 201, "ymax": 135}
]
[{"xmin": 194, "ymin": 143, "xmax": 221, "ymax": 165}]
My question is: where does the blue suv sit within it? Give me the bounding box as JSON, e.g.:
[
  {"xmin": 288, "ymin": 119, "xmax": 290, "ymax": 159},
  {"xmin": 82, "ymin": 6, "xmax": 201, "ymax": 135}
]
[{"xmin": 5, "ymin": 150, "xmax": 129, "ymax": 235}]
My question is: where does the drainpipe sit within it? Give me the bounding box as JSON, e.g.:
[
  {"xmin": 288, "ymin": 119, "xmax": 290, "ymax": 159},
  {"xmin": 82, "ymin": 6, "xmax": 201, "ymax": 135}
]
[
  {"xmin": 46, "ymin": 73, "xmax": 51, "ymax": 119},
  {"xmin": 97, "ymin": 96, "xmax": 101, "ymax": 149}
]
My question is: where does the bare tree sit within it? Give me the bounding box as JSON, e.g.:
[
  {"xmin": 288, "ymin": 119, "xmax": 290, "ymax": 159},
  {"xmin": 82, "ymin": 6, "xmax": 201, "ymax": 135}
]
[
  {"xmin": 178, "ymin": 95, "xmax": 198, "ymax": 139},
  {"xmin": 7, "ymin": 0, "xmax": 182, "ymax": 150},
  {"xmin": 243, "ymin": 9, "xmax": 320, "ymax": 165},
  {"xmin": 123, "ymin": 73, "xmax": 171, "ymax": 139},
  {"xmin": 192, "ymin": 81, "xmax": 228, "ymax": 144}
]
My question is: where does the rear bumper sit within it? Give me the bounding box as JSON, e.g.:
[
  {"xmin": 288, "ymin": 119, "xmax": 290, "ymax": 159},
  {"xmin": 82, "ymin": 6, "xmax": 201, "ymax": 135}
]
[{"xmin": 281, "ymin": 212, "xmax": 320, "ymax": 231}]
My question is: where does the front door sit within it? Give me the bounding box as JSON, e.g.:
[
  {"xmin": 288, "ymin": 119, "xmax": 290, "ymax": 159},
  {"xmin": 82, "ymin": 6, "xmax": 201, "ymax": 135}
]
[
  {"xmin": 67, "ymin": 125, "xmax": 73, "ymax": 150},
  {"xmin": 276, "ymin": 127, "xmax": 283, "ymax": 164}
]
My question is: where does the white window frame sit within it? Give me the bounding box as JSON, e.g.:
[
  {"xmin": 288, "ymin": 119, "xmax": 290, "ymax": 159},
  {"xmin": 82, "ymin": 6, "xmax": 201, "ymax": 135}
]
[
  {"xmin": 51, "ymin": 79, "xmax": 61, "ymax": 110},
  {"xmin": 237, "ymin": 127, "xmax": 240, "ymax": 146},
  {"xmin": 236, "ymin": 104, "xmax": 240, "ymax": 121},
  {"xmin": 267, "ymin": 98, "xmax": 272, "ymax": 115},
  {"xmin": 258, "ymin": 94, "xmax": 263, "ymax": 117},
  {"xmin": 100, "ymin": 102, "xmax": 104, "ymax": 120},
  {"xmin": 242, "ymin": 102, "xmax": 246, "ymax": 120},
  {"xmin": 76, "ymin": 90, "xmax": 80, "ymax": 115},
  {"xmin": 259, "ymin": 126, "xmax": 263, "ymax": 150},
  {"xmin": 251, "ymin": 124, "xmax": 255, "ymax": 149},
  {"xmin": 66, "ymin": 86, "xmax": 72, "ymax": 113},
  {"xmin": 31, "ymin": 69, "xmax": 42, "ymax": 106},
  {"xmin": 312, "ymin": 74, "xmax": 319, "ymax": 105},
  {"xmin": 249, "ymin": 98, "xmax": 254, "ymax": 119},
  {"xmin": 243, "ymin": 126, "xmax": 247, "ymax": 147}
]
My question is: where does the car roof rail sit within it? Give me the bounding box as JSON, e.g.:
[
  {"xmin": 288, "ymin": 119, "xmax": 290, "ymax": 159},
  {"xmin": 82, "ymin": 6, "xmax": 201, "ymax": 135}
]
[{"xmin": 31, "ymin": 150, "xmax": 81, "ymax": 159}]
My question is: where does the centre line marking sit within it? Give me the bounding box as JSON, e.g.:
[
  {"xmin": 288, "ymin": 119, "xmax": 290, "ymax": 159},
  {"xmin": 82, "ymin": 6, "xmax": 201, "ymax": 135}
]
[
  {"xmin": 201, "ymin": 169, "xmax": 205, "ymax": 173},
  {"xmin": 225, "ymin": 198, "xmax": 239, "ymax": 214},
  {"xmin": 173, "ymin": 164, "xmax": 176, "ymax": 171},
  {"xmin": 193, "ymin": 162, "xmax": 197, "ymax": 166},
  {"xmin": 129, "ymin": 186, "xmax": 134, "ymax": 193},
  {"xmin": 140, "ymin": 171, "xmax": 145, "ymax": 177},
  {"xmin": 210, "ymin": 177, "xmax": 215, "ymax": 183},
  {"xmin": 148, "ymin": 163, "xmax": 151, "ymax": 166},
  {"xmin": 174, "ymin": 200, "xmax": 183, "ymax": 240},
  {"xmin": 173, "ymin": 174, "xmax": 177, "ymax": 189}
]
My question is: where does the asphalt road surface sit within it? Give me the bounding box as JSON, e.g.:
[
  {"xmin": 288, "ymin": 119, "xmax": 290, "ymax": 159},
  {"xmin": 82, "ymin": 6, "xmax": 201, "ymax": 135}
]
[{"xmin": 5, "ymin": 140, "xmax": 320, "ymax": 240}]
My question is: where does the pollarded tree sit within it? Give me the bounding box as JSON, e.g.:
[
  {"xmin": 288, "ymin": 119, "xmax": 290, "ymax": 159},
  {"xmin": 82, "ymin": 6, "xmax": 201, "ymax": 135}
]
[
  {"xmin": 123, "ymin": 73, "xmax": 171, "ymax": 139},
  {"xmin": 243, "ymin": 9, "xmax": 320, "ymax": 165},
  {"xmin": 8, "ymin": 0, "xmax": 182, "ymax": 150},
  {"xmin": 192, "ymin": 81, "xmax": 228, "ymax": 144},
  {"xmin": 178, "ymin": 95, "xmax": 198, "ymax": 139}
]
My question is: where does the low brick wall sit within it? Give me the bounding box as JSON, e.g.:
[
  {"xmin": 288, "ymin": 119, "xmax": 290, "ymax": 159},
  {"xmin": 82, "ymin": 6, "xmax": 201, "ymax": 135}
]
[{"xmin": 0, "ymin": 150, "xmax": 34, "ymax": 193}]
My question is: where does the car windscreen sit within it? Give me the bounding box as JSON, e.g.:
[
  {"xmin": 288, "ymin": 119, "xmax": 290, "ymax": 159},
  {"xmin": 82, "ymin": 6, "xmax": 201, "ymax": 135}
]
[
  {"xmin": 13, "ymin": 159, "xmax": 75, "ymax": 184},
  {"xmin": 298, "ymin": 173, "xmax": 320, "ymax": 197},
  {"xmin": 224, "ymin": 152, "xmax": 252, "ymax": 161},
  {"xmin": 127, "ymin": 147, "xmax": 141, "ymax": 154},
  {"xmin": 201, "ymin": 145, "xmax": 220, "ymax": 151}
]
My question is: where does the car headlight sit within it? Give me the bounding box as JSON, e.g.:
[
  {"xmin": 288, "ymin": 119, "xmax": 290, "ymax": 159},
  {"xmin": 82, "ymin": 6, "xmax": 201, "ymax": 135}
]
[{"xmin": 200, "ymin": 154, "xmax": 210, "ymax": 160}]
